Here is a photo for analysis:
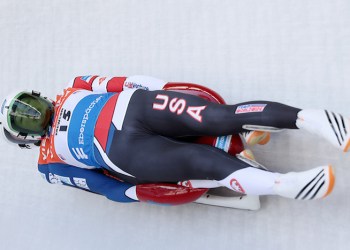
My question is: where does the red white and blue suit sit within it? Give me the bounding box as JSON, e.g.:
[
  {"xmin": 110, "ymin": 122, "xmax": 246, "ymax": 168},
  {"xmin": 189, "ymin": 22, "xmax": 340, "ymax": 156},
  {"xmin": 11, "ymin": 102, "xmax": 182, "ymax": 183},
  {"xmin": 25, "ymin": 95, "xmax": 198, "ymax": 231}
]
[
  {"xmin": 38, "ymin": 75, "xmax": 171, "ymax": 203},
  {"xmin": 38, "ymin": 75, "xmax": 301, "ymax": 204}
]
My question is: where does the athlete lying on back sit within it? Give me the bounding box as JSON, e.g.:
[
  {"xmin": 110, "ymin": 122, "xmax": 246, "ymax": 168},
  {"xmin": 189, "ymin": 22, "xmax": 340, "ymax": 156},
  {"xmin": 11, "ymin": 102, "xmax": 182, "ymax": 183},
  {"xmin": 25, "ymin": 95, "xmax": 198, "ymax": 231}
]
[{"xmin": 1, "ymin": 75, "xmax": 348, "ymax": 204}]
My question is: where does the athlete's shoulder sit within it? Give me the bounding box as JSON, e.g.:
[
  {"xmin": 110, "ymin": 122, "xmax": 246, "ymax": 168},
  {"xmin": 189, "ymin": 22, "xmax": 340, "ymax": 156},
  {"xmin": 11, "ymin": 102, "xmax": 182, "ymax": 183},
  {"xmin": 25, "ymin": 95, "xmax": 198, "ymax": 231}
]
[
  {"xmin": 55, "ymin": 86, "xmax": 94, "ymax": 106},
  {"xmin": 38, "ymin": 137, "xmax": 64, "ymax": 165},
  {"xmin": 67, "ymin": 76, "xmax": 98, "ymax": 90},
  {"xmin": 67, "ymin": 75, "xmax": 127, "ymax": 92}
]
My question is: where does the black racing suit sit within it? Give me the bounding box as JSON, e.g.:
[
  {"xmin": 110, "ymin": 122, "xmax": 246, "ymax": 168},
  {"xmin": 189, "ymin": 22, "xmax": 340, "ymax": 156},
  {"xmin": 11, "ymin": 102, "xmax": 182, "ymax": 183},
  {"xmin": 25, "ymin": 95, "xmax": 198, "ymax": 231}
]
[{"xmin": 107, "ymin": 89, "xmax": 300, "ymax": 184}]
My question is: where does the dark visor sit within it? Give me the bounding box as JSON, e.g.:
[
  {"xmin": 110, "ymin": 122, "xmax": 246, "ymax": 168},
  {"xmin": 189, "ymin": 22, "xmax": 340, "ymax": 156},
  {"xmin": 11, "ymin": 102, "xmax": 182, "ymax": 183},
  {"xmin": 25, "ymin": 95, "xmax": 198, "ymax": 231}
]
[{"xmin": 8, "ymin": 93, "xmax": 53, "ymax": 136}]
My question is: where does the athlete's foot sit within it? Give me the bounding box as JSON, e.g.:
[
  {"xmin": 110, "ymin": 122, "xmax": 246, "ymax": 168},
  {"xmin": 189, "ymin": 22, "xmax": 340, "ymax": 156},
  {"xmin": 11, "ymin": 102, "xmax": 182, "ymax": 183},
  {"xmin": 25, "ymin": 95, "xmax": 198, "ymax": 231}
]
[
  {"xmin": 241, "ymin": 131, "xmax": 271, "ymax": 146},
  {"xmin": 273, "ymin": 165, "xmax": 335, "ymax": 200},
  {"xmin": 296, "ymin": 109, "xmax": 350, "ymax": 152}
]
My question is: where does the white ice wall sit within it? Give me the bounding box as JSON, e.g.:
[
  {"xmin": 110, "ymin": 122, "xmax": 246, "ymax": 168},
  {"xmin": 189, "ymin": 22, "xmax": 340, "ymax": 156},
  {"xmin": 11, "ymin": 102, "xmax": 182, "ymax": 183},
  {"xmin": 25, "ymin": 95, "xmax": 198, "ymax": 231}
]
[{"xmin": 0, "ymin": 1, "xmax": 349, "ymax": 250}]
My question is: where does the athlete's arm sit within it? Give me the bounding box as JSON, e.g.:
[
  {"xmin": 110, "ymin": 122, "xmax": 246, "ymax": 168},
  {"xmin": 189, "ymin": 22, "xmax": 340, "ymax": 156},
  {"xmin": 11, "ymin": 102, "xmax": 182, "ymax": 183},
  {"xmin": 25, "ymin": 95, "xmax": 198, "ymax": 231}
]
[
  {"xmin": 38, "ymin": 163, "xmax": 138, "ymax": 203},
  {"xmin": 67, "ymin": 75, "xmax": 167, "ymax": 92},
  {"xmin": 38, "ymin": 163, "xmax": 207, "ymax": 205}
]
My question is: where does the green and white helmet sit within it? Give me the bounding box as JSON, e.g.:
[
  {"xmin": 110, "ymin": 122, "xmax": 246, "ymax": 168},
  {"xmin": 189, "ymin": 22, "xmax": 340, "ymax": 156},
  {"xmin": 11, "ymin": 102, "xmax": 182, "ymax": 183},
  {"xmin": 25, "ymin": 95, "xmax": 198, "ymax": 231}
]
[{"xmin": 0, "ymin": 90, "xmax": 54, "ymax": 148}]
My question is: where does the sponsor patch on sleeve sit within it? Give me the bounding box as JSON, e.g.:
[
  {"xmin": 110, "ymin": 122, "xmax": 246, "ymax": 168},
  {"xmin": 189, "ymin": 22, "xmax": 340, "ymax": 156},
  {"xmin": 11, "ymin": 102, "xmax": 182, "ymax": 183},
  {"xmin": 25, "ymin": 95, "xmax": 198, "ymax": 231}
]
[
  {"xmin": 124, "ymin": 81, "xmax": 149, "ymax": 90},
  {"xmin": 235, "ymin": 104, "xmax": 267, "ymax": 114}
]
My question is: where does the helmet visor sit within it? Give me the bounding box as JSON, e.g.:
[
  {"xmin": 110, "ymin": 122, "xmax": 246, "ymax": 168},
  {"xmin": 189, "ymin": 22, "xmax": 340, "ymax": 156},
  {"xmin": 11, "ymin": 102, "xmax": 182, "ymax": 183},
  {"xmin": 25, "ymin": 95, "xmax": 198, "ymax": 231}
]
[{"xmin": 8, "ymin": 92, "xmax": 53, "ymax": 136}]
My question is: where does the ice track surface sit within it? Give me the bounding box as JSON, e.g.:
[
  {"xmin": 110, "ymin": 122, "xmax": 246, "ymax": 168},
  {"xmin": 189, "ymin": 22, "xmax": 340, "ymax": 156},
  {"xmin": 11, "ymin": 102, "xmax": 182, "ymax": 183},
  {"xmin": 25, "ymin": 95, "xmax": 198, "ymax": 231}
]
[{"xmin": 0, "ymin": 1, "xmax": 349, "ymax": 250}]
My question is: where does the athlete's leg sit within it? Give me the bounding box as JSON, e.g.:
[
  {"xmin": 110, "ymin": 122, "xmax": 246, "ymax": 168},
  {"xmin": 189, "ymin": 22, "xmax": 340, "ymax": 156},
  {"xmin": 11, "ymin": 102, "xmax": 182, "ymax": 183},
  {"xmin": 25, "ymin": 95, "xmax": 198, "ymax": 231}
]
[
  {"xmin": 127, "ymin": 90, "xmax": 350, "ymax": 152},
  {"xmin": 107, "ymin": 131, "xmax": 334, "ymax": 200},
  {"xmin": 127, "ymin": 89, "xmax": 300, "ymax": 137}
]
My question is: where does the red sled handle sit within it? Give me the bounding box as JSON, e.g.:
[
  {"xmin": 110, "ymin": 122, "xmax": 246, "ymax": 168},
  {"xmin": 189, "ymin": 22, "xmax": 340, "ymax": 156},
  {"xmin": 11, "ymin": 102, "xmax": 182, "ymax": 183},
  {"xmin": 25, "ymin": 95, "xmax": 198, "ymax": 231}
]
[{"xmin": 136, "ymin": 183, "xmax": 208, "ymax": 205}]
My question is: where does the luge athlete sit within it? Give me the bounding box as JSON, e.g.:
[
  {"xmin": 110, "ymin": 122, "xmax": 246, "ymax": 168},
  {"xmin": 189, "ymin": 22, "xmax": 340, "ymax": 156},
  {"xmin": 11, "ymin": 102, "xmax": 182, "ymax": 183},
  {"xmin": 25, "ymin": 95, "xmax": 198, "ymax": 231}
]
[{"xmin": 1, "ymin": 75, "xmax": 347, "ymax": 204}]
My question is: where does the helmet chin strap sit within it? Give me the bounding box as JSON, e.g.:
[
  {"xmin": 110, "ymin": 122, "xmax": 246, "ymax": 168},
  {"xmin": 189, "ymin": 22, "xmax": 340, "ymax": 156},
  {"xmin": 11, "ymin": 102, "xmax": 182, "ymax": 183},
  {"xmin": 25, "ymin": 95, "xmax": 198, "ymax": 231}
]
[
  {"xmin": 18, "ymin": 144, "xmax": 31, "ymax": 149},
  {"xmin": 0, "ymin": 125, "xmax": 41, "ymax": 149},
  {"xmin": 17, "ymin": 132, "xmax": 42, "ymax": 149},
  {"xmin": 16, "ymin": 132, "xmax": 32, "ymax": 149}
]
